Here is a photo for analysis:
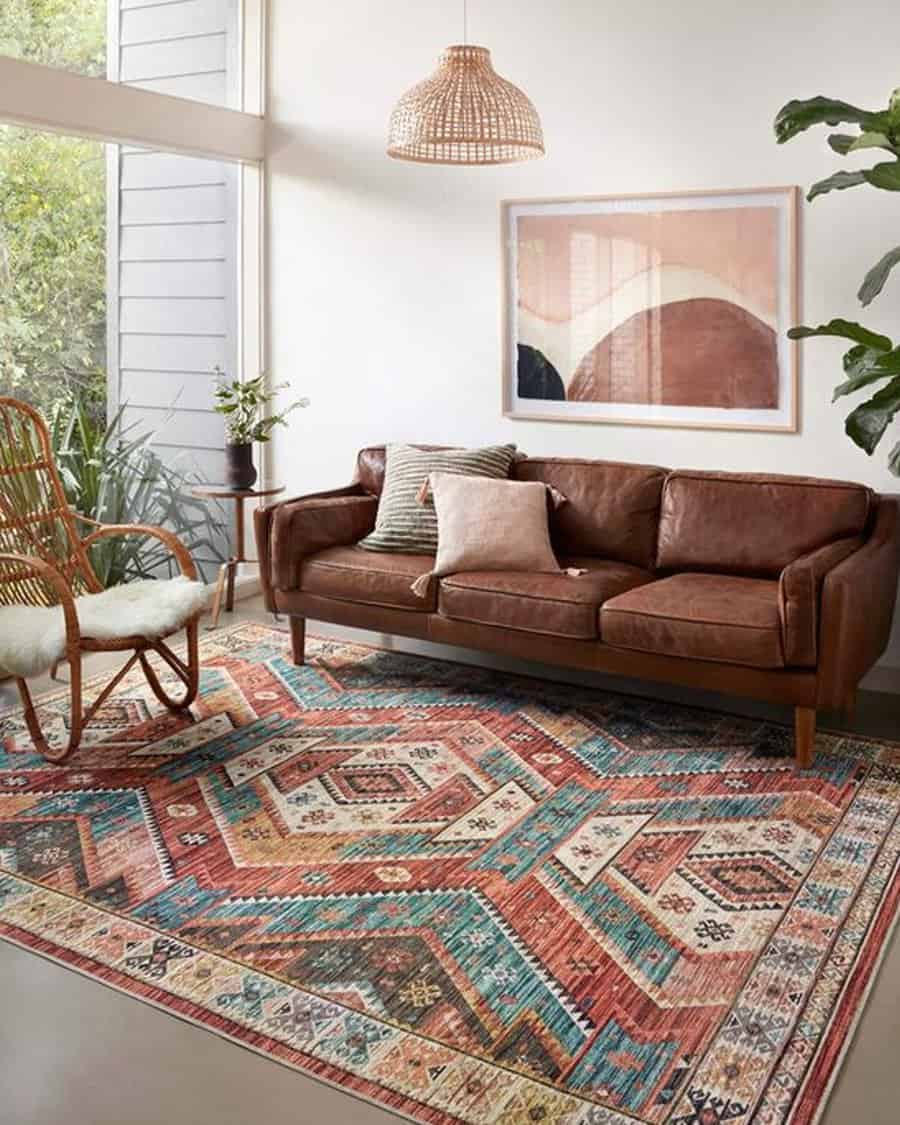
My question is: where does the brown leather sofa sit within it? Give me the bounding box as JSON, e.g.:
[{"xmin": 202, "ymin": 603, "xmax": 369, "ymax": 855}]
[{"xmin": 255, "ymin": 448, "xmax": 900, "ymax": 767}]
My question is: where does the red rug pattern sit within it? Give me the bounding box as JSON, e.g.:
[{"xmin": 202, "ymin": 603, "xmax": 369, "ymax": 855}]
[{"xmin": 0, "ymin": 623, "xmax": 898, "ymax": 1125}]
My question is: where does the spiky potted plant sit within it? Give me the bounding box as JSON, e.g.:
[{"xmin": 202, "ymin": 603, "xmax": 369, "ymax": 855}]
[
  {"xmin": 775, "ymin": 88, "xmax": 900, "ymax": 474},
  {"xmin": 213, "ymin": 372, "xmax": 309, "ymax": 490}
]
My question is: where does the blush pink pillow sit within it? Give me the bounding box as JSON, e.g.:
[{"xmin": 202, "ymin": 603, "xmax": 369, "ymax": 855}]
[{"xmin": 410, "ymin": 473, "xmax": 565, "ymax": 598}]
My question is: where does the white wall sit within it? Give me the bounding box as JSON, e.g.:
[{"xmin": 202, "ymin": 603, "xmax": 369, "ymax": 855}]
[{"xmin": 267, "ymin": 0, "xmax": 900, "ymax": 678}]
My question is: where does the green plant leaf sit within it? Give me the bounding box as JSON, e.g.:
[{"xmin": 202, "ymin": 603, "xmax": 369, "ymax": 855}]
[
  {"xmin": 833, "ymin": 346, "xmax": 900, "ymax": 400},
  {"xmin": 888, "ymin": 439, "xmax": 900, "ymax": 476},
  {"xmin": 889, "ymin": 88, "xmax": 900, "ymax": 130},
  {"xmin": 827, "ymin": 133, "xmax": 856, "ymax": 155},
  {"xmin": 844, "ymin": 375, "xmax": 900, "ymax": 454},
  {"xmin": 862, "ymin": 160, "xmax": 900, "ymax": 191},
  {"xmin": 843, "ymin": 344, "xmax": 874, "ymax": 376},
  {"xmin": 787, "ymin": 319, "xmax": 894, "ymax": 351},
  {"xmin": 848, "ymin": 131, "xmax": 898, "ymax": 154},
  {"xmin": 858, "ymin": 245, "xmax": 900, "ymax": 306},
  {"xmin": 47, "ymin": 391, "xmax": 228, "ymax": 584},
  {"xmin": 806, "ymin": 170, "xmax": 867, "ymax": 201},
  {"xmin": 774, "ymin": 97, "xmax": 888, "ymax": 144}
]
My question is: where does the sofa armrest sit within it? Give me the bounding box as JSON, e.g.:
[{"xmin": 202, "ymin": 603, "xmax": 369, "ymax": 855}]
[
  {"xmin": 254, "ymin": 485, "xmax": 378, "ymax": 607},
  {"xmin": 778, "ymin": 537, "xmax": 863, "ymax": 666},
  {"xmin": 815, "ymin": 496, "xmax": 900, "ymax": 707}
]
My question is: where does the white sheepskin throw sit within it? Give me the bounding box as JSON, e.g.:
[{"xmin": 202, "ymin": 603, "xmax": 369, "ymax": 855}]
[{"xmin": 0, "ymin": 576, "xmax": 208, "ymax": 679}]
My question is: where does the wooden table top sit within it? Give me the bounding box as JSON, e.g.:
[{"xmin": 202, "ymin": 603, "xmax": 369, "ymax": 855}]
[{"xmin": 190, "ymin": 485, "xmax": 286, "ymax": 501}]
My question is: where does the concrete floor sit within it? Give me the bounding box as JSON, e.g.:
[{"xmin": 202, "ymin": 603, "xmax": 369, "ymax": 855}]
[{"xmin": 1, "ymin": 596, "xmax": 898, "ymax": 1125}]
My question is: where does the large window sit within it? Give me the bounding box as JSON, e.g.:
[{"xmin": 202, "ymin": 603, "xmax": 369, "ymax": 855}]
[{"xmin": 0, "ymin": 1, "xmax": 264, "ymax": 579}]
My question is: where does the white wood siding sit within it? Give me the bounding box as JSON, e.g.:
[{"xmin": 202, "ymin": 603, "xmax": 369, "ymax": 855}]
[
  {"xmin": 120, "ymin": 151, "xmax": 225, "ymax": 188},
  {"xmin": 120, "ymin": 297, "xmax": 227, "ymax": 335},
  {"xmin": 121, "ymin": 369, "xmax": 221, "ymax": 411},
  {"xmin": 120, "ymin": 0, "xmax": 228, "ymax": 43},
  {"xmin": 121, "ymin": 405, "xmax": 225, "ymax": 450},
  {"xmin": 109, "ymin": 0, "xmax": 238, "ymax": 571},
  {"xmin": 119, "ymin": 260, "xmax": 228, "ymax": 297},
  {"xmin": 128, "ymin": 72, "xmax": 227, "ymax": 104},
  {"xmin": 119, "ymin": 184, "xmax": 229, "ymax": 225},
  {"xmin": 119, "ymin": 222, "xmax": 227, "ymax": 260}
]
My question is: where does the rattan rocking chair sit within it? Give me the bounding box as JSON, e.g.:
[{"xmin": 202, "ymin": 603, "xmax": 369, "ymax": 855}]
[{"xmin": 0, "ymin": 397, "xmax": 205, "ymax": 763}]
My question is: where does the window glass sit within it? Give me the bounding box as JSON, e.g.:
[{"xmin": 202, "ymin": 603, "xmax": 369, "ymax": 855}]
[
  {"xmin": 0, "ymin": 124, "xmax": 107, "ymax": 415},
  {"xmin": 1, "ymin": 122, "xmax": 236, "ymax": 580},
  {"xmin": 0, "ymin": 0, "xmax": 106, "ymax": 78},
  {"xmin": 1, "ymin": 1, "xmax": 236, "ymax": 109}
]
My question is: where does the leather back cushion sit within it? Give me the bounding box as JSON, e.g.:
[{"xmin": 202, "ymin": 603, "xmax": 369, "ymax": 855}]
[
  {"xmin": 657, "ymin": 470, "xmax": 873, "ymax": 576},
  {"xmin": 357, "ymin": 447, "xmax": 386, "ymax": 495},
  {"xmin": 357, "ymin": 445, "xmax": 449, "ymax": 495},
  {"xmin": 513, "ymin": 458, "xmax": 667, "ymax": 569}
]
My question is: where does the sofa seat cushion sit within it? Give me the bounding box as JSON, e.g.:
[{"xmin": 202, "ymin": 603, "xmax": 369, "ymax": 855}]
[
  {"xmin": 438, "ymin": 558, "xmax": 654, "ymax": 640},
  {"xmin": 601, "ymin": 573, "xmax": 784, "ymax": 668},
  {"xmin": 299, "ymin": 546, "xmax": 437, "ymax": 611}
]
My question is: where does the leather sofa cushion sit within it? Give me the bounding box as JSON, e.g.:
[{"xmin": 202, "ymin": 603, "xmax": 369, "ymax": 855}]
[
  {"xmin": 514, "ymin": 458, "xmax": 666, "ymax": 569},
  {"xmin": 357, "ymin": 446, "xmax": 389, "ymax": 495},
  {"xmin": 657, "ymin": 470, "xmax": 872, "ymax": 577},
  {"xmin": 356, "ymin": 445, "xmax": 449, "ymax": 496},
  {"xmin": 299, "ymin": 546, "xmax": 437, "ymax": 611},
  {"xmin": 438, "ymin": 558, "xmax": 654, "ymax": 639},
  {"xmin": 601, "ymin": 573, "xmax": 784, "ymax": 668}
]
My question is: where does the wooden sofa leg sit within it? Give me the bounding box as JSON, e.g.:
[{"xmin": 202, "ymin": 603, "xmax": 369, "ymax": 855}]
[
  {"xmin": 795, "ymin": 706, "xmax": 816, "ymax": 769},
  {"xmin": 290, "ymin": 617, "xmax": 306, "ymax": 666}
]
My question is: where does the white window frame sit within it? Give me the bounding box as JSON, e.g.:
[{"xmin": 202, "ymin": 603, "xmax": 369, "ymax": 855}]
[{"xmin": 0, "ymin": 55, "xmax": 264, "ymax": 162}]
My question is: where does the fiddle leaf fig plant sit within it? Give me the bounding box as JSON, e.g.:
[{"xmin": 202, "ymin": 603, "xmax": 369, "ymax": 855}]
[
  {"xmin": 213, "ymin": 372, "xmax": 309, "ymax": 444},
  {"xmin": 775, "ymin": 87, "xmax": 900, "ymax": 473}
]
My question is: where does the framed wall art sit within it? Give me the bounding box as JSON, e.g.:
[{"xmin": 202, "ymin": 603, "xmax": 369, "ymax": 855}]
[{"xmin": 502, "ymin": 187, "xmax": 799, "ymax": 431}]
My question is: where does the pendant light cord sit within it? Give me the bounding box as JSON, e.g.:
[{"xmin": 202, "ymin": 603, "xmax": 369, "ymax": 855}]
[{"xmin": 463, "ymin": 0, "xmax": 468, "ymax": 45}]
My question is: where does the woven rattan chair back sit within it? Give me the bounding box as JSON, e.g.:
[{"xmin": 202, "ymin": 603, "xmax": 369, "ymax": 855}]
[
  {"xmin": 0, "ymin": 396, "xmax": 201, "ymax": 764},
  {"xmin": 0, "ymin": 397, "xmax": 101, "ymax": 608}
]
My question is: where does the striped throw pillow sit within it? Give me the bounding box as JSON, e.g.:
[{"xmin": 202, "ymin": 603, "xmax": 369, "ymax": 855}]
[{"xmin": 358, "ymin": 443, "xmax": 518, "ymax": 554}]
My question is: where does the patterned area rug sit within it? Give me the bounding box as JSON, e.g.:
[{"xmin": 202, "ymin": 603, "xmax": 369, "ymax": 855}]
[{"xmin": 0, "ymin": 623, "xmax": 898, "ymax": 1125}]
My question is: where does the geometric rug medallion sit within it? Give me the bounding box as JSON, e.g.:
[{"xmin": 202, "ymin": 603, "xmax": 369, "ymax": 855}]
[{"xmin": 1, "ymin": 623, "xmax": 898, "ymax": 1125}]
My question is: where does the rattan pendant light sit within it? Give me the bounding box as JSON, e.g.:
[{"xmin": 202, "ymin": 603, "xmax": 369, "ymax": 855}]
[{"xmin": 387, "ymin": 2, "xmax": 544, "ymax": 166}]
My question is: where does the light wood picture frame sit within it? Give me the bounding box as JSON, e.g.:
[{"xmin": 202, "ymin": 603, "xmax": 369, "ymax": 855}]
[{"xmin": 501, "ymin": 187, "xmax": 799, "ymax": 432}]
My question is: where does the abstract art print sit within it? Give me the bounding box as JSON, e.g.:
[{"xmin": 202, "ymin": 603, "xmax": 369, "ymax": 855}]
[{"xmin": 503, "ymin": 188, "xmax": 798, "ymax": 430}]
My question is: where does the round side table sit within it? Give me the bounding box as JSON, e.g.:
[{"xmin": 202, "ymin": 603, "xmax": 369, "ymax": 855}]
[{"xmin": 191, "ymin": 485, "xmax": 285, "ymax": 628}]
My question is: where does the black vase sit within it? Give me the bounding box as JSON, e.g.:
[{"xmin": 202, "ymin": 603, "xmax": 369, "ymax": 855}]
[{"xmin": 225, "ymin": 443, "xmax": 257, "ymax": 491}]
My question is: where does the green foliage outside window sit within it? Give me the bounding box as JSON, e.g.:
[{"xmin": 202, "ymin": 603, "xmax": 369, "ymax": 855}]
[
  {"xmin": 0, "ymin": 0, "xmax": 105, "ymax": 77},
  {"xmin": 0, "ymin": 1, "xmax": 107, "ymax": 422},
  {"xmin": 0, "ymin": 128, "xmax": 107, "ymax": 420}
]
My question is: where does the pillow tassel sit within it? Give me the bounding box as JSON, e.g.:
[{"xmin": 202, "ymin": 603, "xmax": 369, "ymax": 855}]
[
  {"xmin": 410, "ymin": 571, "xmax": 435, "ymax": 599},
  {"xmin": 416, "ymin": 478, "xmax": 432, "ymax": 506}
]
